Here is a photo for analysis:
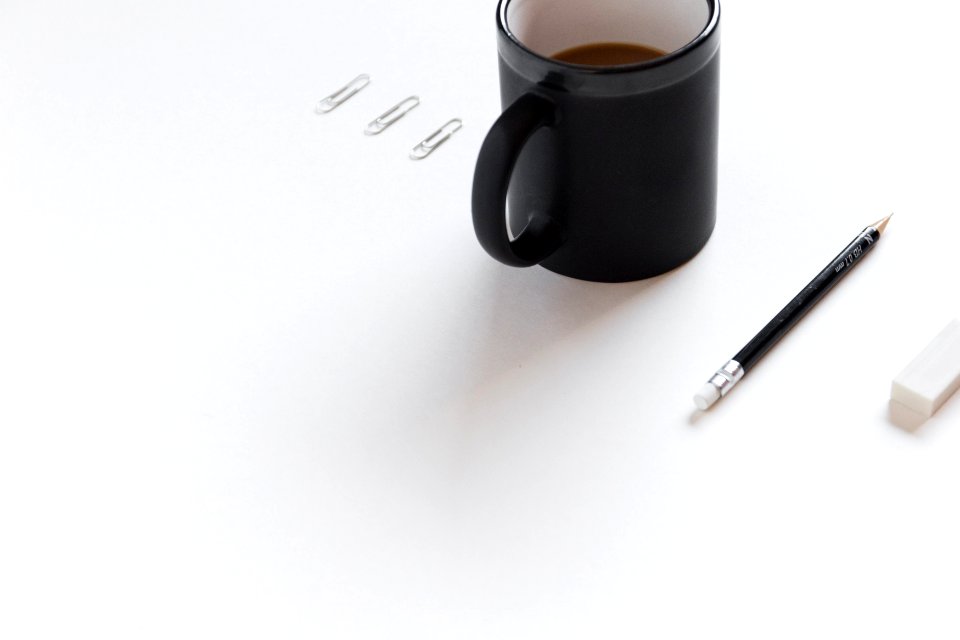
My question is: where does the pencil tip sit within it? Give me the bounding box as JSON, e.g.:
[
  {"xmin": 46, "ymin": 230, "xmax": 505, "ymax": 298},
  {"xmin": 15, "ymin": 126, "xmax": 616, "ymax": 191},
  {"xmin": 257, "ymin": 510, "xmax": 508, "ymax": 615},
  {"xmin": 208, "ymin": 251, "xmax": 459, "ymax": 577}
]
[{"xmin": 870, "ymin": 213, "xmax": 894, "ymax": 235}]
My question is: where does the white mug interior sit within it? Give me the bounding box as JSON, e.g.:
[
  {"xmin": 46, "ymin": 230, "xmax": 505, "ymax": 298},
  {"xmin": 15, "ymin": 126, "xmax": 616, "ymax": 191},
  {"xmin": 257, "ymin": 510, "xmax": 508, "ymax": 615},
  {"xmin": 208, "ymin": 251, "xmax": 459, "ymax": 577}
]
[{"xmin": 504, "ymin": 0, "xmax": 711, "ymax": 59}]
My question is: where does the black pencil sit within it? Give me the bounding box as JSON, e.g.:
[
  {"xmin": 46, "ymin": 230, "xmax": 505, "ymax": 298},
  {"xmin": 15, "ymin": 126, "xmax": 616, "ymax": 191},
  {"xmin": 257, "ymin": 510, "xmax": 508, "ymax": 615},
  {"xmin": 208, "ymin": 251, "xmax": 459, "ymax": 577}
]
[{"xmin": 694, "ymin": 214, "xmax": 893, "ymax": 410}]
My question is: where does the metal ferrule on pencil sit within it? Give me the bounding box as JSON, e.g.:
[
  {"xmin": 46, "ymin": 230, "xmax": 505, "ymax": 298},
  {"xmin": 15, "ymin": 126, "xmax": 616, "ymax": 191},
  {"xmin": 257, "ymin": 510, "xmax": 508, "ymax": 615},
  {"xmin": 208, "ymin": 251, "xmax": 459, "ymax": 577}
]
[
  {"xmin": 709, "ymin": 360, "xmax": 744, "ymax": 396},
  {"xmin": 694, "ymin": 360, "xmax": 744, "ymax": 411}
]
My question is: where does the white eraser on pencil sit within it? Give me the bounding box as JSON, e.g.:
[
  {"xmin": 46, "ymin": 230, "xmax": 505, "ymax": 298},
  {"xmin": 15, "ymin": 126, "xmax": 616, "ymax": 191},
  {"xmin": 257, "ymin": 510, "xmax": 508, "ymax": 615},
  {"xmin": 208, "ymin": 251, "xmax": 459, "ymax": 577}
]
[
  {"xmin": 694, "ymin": 383, "xmax": 720, "ymax": 411},
  {"xmin": 891, "ymin": 319, "xmax": 960, "ymax": 417}
]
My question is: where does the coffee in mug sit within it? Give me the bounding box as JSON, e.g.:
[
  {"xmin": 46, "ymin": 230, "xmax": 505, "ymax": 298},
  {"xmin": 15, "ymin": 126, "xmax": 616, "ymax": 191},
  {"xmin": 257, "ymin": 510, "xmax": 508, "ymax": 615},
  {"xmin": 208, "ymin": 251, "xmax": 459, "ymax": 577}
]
[{"xmin": 551, "ymin": 42, "xmax": 667, "ymax": 66}]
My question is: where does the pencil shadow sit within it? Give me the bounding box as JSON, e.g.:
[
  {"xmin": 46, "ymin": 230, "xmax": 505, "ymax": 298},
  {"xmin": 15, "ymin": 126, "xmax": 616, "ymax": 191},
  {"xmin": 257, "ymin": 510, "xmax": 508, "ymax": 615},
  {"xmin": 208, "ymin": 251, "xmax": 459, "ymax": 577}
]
[{"xmin": 687, "ymin": 409, "xmax": 706, "ymax": 426}]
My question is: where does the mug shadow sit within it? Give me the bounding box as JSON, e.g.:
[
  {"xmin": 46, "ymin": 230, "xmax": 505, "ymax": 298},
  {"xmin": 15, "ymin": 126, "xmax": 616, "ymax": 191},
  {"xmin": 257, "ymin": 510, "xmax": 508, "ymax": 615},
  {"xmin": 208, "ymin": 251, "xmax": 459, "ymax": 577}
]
[{"xmin": 449, "ymin": 262, "xmax": 674, "ymax": 398}]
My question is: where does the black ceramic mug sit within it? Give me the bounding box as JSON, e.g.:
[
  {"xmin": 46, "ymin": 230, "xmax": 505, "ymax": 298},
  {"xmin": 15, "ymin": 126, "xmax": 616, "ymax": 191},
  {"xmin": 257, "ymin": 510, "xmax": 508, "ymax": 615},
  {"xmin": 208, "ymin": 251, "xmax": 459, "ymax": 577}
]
[{"xmin": 472, "ymin": 0, "xmax": 721, "ymax": 282}]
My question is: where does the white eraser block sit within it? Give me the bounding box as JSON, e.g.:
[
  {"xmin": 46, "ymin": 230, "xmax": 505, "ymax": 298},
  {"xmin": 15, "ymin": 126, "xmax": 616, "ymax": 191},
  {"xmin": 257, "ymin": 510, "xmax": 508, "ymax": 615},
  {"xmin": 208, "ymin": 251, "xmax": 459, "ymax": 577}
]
[{"xmin": 891, "ymin": 319, "xmax": 960, "ymax": 417}]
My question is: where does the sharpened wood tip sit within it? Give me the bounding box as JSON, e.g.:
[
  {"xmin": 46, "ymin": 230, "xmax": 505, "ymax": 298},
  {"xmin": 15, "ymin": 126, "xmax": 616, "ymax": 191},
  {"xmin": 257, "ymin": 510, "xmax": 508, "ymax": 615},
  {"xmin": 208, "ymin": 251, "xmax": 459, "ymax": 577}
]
[{"xmin": 870, "ymin": 213, "xmax": 894, "ymax": 235}]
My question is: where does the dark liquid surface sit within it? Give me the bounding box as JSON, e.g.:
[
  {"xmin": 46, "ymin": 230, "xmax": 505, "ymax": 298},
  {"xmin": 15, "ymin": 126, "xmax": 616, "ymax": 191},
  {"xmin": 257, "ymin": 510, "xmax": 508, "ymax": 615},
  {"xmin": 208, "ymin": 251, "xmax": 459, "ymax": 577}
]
[{"xmin": 551, "ymin": 42, "xmax": 668, "ymax": 66}]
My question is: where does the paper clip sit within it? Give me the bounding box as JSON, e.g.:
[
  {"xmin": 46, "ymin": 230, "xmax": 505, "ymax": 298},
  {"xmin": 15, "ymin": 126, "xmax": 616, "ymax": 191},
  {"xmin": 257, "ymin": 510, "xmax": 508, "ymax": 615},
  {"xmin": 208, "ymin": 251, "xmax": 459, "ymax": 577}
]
[
  {"xmin": 315, "ymin": 74, "xmax": 370, "ymax": 114},
  {"xmin": 365, "ymin": 96, "xmax": 420, "ymax": 135},
  {"xmin": 409, "ymin": 119, "xmax": 463, "ymax": 160}
]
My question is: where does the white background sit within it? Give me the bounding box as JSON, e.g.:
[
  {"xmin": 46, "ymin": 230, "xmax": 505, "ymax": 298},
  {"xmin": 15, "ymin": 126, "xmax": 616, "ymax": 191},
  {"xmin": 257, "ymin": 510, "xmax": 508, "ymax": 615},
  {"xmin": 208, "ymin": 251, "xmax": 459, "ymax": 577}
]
[{"xmin": 2, "ymin": 0, "xmax": 960, "ymax": 637}]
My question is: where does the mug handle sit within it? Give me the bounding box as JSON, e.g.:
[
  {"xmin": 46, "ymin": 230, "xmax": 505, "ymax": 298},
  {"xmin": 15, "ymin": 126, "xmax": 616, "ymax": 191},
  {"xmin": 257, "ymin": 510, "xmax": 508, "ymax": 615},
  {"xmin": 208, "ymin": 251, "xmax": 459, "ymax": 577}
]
[{"xmin": 472, "ymin": 93, "xmax": 563, "ymax": 267}]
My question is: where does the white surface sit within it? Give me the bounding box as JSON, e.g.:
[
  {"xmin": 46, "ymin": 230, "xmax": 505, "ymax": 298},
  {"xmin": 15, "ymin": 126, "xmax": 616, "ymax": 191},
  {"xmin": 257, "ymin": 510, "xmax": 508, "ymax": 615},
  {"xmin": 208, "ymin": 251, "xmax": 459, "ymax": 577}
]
[
  {"xmin": 892, "ymin": 320, "xmax": 960, "ymax": 416},
  {"xmin": 2, "ymin": 0, "xmax": 960, "ymax": 638}
]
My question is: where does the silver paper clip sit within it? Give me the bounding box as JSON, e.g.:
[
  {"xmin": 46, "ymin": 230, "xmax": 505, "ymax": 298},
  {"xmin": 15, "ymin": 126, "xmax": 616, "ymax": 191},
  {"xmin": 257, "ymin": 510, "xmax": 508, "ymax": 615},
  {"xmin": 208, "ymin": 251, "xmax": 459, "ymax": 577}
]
[
  {"xmin": 315, "ymin": 74, "xmax": 370, "ymax": 114},
  {"xmin": 365, "ymin": 96, "xmax": 420, "ymax": 135},
  {"xmin": 410, "ymin": 119, "xmax": 463, "ymax": 160}
]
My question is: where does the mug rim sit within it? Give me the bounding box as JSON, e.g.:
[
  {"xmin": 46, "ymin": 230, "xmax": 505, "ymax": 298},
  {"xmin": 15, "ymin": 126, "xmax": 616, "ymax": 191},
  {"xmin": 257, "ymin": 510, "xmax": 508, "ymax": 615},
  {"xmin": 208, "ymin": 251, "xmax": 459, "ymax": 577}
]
[{"xmin": 497, "ymin": 0, "xmax": 720, "ymax": 76}]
